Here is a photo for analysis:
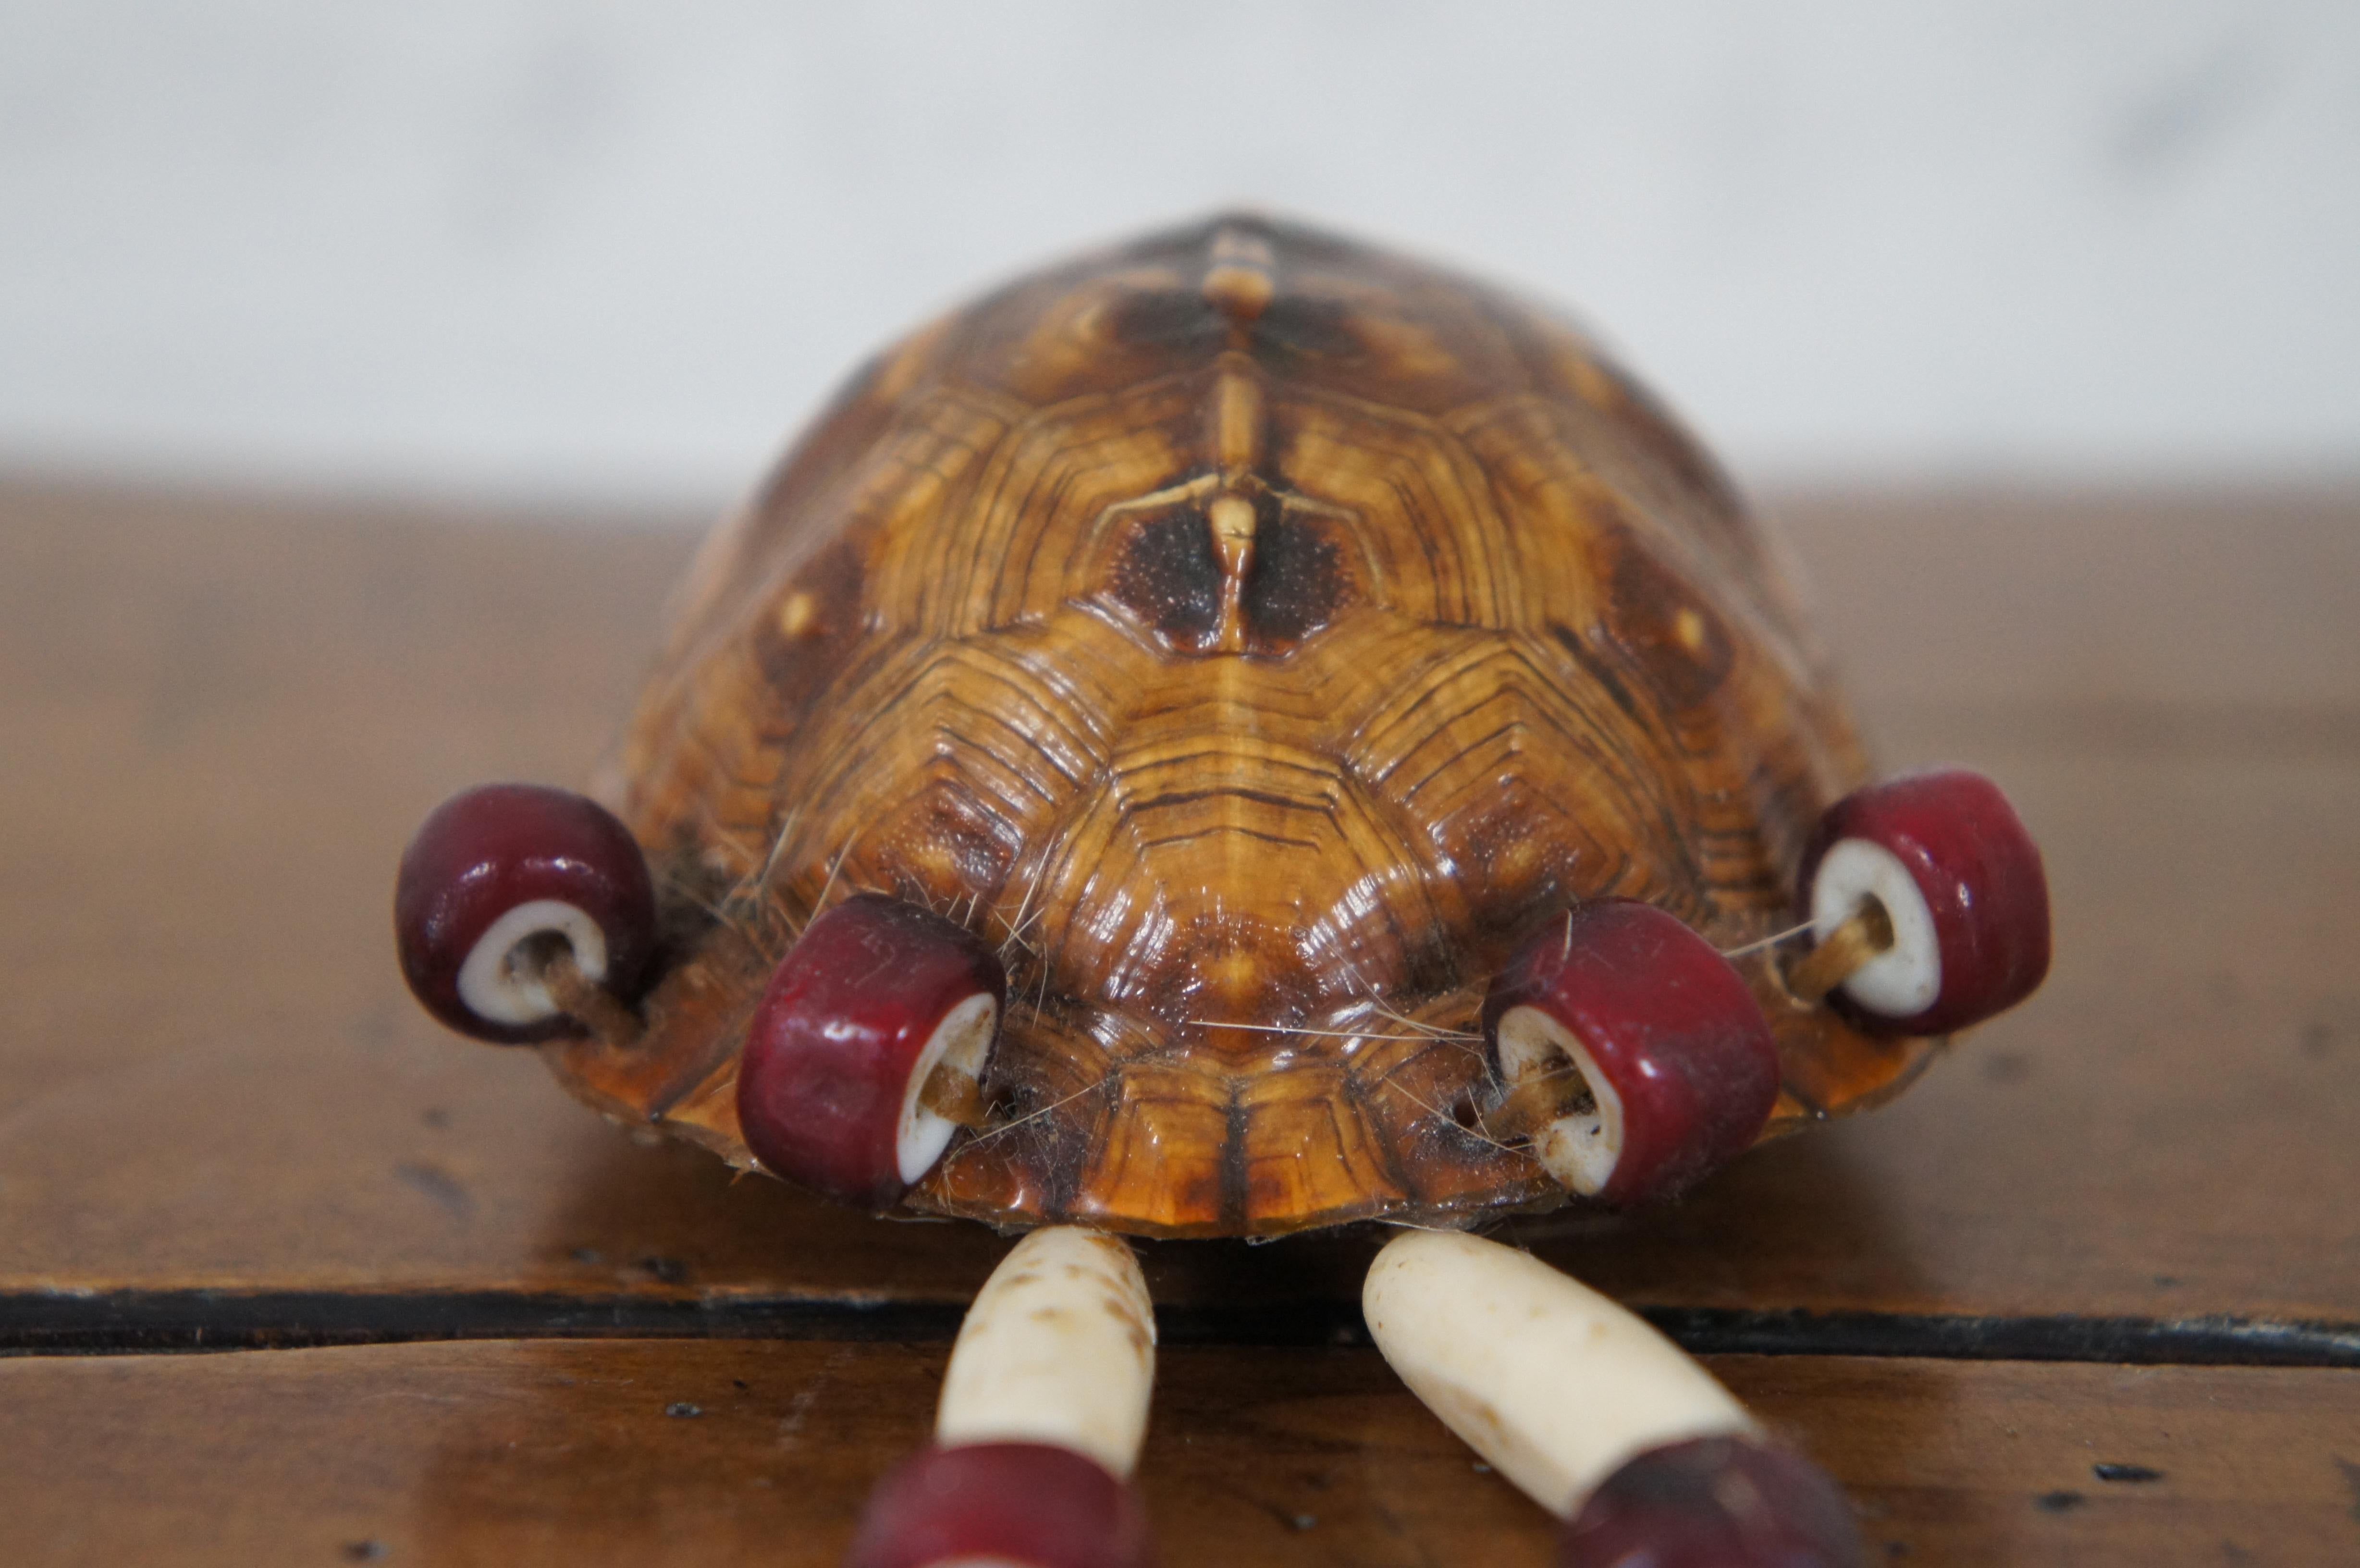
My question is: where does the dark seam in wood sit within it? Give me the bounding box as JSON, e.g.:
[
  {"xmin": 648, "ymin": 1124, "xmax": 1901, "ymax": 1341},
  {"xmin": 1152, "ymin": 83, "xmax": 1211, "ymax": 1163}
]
[{"xmin": 0, "ymin": 1292, "xmax": 2355, "ymax": 1368}]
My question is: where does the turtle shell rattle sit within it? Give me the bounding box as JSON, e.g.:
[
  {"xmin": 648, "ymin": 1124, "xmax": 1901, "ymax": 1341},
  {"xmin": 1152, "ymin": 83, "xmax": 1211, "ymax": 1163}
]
[{"xmin": 395, "ymin": 215, "xmax": 2050, "ymax": 1567}]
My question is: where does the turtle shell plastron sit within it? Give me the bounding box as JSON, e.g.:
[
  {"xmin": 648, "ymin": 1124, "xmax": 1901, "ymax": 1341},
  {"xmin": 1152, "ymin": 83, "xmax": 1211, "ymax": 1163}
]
[{"xmin": 539, "ymin": 213, "xmax": 1940, "ymax": 1239}]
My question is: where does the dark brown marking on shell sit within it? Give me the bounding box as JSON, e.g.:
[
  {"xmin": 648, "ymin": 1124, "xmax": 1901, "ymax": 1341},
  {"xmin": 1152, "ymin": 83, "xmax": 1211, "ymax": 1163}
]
[
  {"xmin": 871, "ymin": 774, "xmax": 1023, "ymax": 909},
  {"xmin": 1546, "ymin": 621, "xmax": 1651, "ymax": 732},
  {"xmin": 1219, "ymin": 1080, "xmax": 1252, "ymax": 1232},
  {"xmin": 1242, "ymin": 507, "xmax": 1351, "ymax": 650},
  {"xmin": 1603, "ymin": 545, "xmax": 1738, "ymax": 713},
  {"xmin": 751, "ymin": 540, "xmax": 868, "ymax": 712},
  {"xmin": 1105, "ymin": 288, "xmax": 1228, "ymax": 355},
  {"xmin": 1252, "ymin": 295, "xmax": 1364, "ymax": 364},
  {"xmin": 1149, "ymin": 909, "xmax": 1322, "ymax": 1042},
  {"xmin": 577, "ymin": 211, "xmax": 1922, "ymax": 1239},
  {"xmin": 1106, "ymin": 505, "xmax": 1223, "ymax": 648}
]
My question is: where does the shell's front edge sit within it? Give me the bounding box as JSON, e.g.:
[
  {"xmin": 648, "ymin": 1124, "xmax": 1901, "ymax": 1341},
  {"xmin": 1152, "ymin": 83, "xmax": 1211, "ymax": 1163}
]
[{"xmin": 543, "ymin": 211, "xmax": 1939, "ymax": 1240}]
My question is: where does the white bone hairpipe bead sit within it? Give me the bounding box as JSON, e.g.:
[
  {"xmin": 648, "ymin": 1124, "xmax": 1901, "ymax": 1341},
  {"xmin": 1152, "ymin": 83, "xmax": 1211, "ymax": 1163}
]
[
  {"xmin": 934, "ymin": 1226, "xmax": 1158, "ymax": 1477},
  {"xmin": 1363, "ymin": 1228, "xmax": 1756, "ymax": 1516}
]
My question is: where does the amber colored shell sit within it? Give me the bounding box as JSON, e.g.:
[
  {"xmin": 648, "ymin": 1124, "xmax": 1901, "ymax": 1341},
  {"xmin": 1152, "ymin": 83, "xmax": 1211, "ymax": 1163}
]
[{"xmin": 551, "ymin": 213, "xmax": 1936, "ymax": 1239}]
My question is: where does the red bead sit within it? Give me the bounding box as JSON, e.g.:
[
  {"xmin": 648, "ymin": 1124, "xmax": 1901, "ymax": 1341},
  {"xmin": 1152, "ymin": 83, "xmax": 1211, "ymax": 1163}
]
[
  {"xmin": 737, "ymin": 894, "xmax": 1006, "ymax": 1210},
  {"xmin": 1557, "ymin": 1435, "xmax": 1865, "ymax": 1568},
  {"xmin": 1801, "ymin": 768, "xmax": 2051, "ymax": 1036},
  {"xmin": 844, "ymin": 1442, "xmax": 1154, "ymax": 1568},
  {"xmin": 1483, "ymin": 900, "xmax": 1779, "ymax": 1206},
  {"xmin": 394, "ymin": 783, "xmax": 656, "ymax": 1044}
]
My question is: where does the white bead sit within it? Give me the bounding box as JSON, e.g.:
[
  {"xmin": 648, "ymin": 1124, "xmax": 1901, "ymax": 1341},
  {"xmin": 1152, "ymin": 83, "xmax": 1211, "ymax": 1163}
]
[
  {"xmin": 1810, "ymin": 837, "xmax": 1941, "ymax": 1018},
  {"xmin": 935, "ymin": 1227, "xmax": 1157, "ymax": 1477},
  {"xmin": 455, "ymin": 898, "xmax": 607, "ymax": 1026},
  {"xmin": 1363, "ymin": 1229, "xmax": 1754, "ymax": 1517},
  {"xmin": 895, "ymin": 992, "xmax": 998, "ymax": 1184}
]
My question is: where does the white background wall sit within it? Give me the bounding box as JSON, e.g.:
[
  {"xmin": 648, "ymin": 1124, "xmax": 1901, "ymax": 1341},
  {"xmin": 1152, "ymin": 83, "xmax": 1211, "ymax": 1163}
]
[{"xmin": 3, "ymin": 0, "xmax": 2355, "ymax": 509}]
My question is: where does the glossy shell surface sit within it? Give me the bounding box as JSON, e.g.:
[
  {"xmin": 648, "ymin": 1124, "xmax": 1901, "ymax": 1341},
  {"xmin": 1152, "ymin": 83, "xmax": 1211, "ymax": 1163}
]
[{"xmin": 553, "ymin": 213, "xmax": 1936, "ymax": 1238}]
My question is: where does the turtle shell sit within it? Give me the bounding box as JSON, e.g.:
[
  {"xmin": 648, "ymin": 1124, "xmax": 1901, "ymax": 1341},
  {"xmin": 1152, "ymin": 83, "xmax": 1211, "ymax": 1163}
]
[{"xmin": 552, "ymin": 213, "xmax": 1936, "ymax": 1239}]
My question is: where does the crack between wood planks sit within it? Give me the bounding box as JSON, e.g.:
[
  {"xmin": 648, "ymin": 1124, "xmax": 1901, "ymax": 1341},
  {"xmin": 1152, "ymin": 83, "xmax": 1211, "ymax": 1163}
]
[{"xmin": 0, "ymin": 1291, "xmax": 2355, "ymax": 1368}]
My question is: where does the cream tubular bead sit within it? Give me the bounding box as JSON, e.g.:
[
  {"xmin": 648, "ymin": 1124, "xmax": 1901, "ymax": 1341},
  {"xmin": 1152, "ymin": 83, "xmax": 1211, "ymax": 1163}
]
[
  {"xmin": 934, "ymin": 1226, "xmax": 1157, "ymax": 1477},
  {"xmin": 1363, "ymin": 1228, "xmax": 1755, "ymax": 1516}
]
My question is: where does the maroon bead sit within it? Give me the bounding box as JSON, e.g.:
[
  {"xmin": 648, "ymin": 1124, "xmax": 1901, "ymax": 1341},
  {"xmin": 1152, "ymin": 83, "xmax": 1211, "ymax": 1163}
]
[
  {"xmin": 1558, "ymin": 1435, "xmax": 1865, "ymax": 1568},
  {"xmin": 394, "ymin": 783, "xmax": 657, "ymax": 1044},
  {"xmin": 844, "ymin": 1442, "xmax": 1154, "ymax": 1568},
  {"xmin": 737, "ymin": 894, "xmax": 1006, "ymax": 1210},
  {"xmin": 1800, "ymin": 768, "xmax": 2051, "ymax": 1037},
  {"xmin": 1483, "ymin": 899, "xmax": 1780, "ymax": 1206}
]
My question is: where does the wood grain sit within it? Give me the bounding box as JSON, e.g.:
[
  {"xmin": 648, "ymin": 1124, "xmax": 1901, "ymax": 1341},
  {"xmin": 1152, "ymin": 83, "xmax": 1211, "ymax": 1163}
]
[
  {"xmin": 0, "ymin": 1339, "xmax": 2352, "ymax": 1568},
  {"xmin": 1, "ymin": 480, "xmax": 2356, "ymax": 1330}
]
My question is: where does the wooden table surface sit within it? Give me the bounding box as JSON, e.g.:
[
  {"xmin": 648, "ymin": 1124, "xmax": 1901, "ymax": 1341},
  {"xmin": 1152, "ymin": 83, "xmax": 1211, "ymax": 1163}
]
[{"xmin": 2, "ymin": 477, "xmax": 2356, "ymax": 1566}]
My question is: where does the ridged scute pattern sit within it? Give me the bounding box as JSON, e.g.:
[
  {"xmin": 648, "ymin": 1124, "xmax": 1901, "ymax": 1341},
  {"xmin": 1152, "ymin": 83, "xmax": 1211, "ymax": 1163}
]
[{"xmin": 553, "ymin": 214, "xmax": 1932, "ymax": 1237}]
